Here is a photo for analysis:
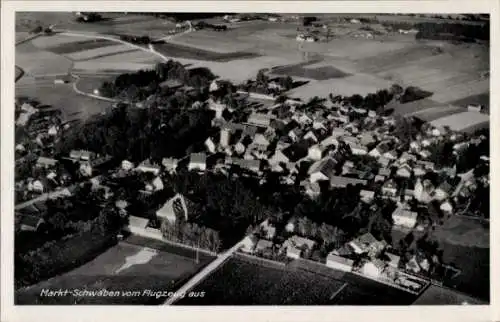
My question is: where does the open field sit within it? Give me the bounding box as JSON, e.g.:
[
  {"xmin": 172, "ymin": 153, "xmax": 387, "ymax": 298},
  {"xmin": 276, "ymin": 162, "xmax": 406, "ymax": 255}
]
[
  {"xmin": 271, "ymin": 61, "xmax": 350, "ymax": 80},
  {"xmin": 64, "ymin": 44, "xmax": 139, "ymax": 61},
  {"xmin": 16, "ymin": 236, "xmax": 214, "ymax": 305},
  {"xmin": 31, "ymin": 34, "xmax": 101, "ymax": 48},
  {"xmin": 177, "ymin": 255, "xmax": 417, "ymax": 305},
  {"xmin": 87, "ymin": 49, "xmax": 162, "ymax": 64},
  {"xmin": 449, "ymin": 93, "xmax": 489, "ymax": 109},
  {"xmin": 16, "ymin": 41, "xmax": 73, "ymax": 77},
  {"xmin": 177, "ymin": 256, "xmax": 347, "ymax": 305},
  {"xmin": 15, "ymin": 83, "xmax": 111, "ymax": 121}
]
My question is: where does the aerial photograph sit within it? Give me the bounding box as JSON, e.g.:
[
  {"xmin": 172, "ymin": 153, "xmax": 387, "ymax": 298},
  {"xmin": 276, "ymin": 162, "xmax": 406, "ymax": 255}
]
[{"xmin": 13, "ymin": 12, "xmax": 490, "ymax": 306}]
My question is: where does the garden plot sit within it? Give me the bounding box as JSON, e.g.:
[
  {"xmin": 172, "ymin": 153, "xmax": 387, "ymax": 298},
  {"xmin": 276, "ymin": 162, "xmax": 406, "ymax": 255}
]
[
  {"xmin": 167, "ymin": 33, "xmax": 256, "ymax": 53},
  {"xmin": 65, "ymin": 44, "xmax": 139, "ymax": 61}
]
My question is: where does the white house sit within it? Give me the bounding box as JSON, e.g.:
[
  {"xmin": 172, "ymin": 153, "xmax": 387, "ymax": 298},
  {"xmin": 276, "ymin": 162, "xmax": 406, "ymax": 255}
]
[
  {"xmin": 349, "ymin": 143, "xmax": 368, "ymax": 155},
  {"xmin": 240, "ymin": 235, "xmax": 258, "ymax": 253},
  {"xmin": 162, "ymin": 158, "xmax": 178, "ymax": 173},
  {"xmin": 188, "ymin": 153, "xmax": 207, "ymax": 172},
  {"xmin": 308, "ymin": 144, "xmax": 326, "ymax": 161},
  {"xmin": 386, "ymin": 252, "xmax": 401, "ymax": 269},
  {"xmin": 434, "ymin": 181, "xmax": 453, "ymax": 201},
  {"xmin": 396, "ymin": 164, "xmax": 412, "ymax": 178},
  {"xmin": 392, "ymin": 207, "xmax": 418, "ymax": 229},
  {"xmin": 326, "ymin": 253, "xmax": 354, "ymax": 272},
  {"xmin": 440, "ymin": 200, "xmax": 453, "ymax": 214},
  {"xmin": 359, "ymin": 189, "xmax": 375, "ymax": 203},
  {"xmin": 362, "ymin": 259, "xmax": 386, "ymax": 278}
]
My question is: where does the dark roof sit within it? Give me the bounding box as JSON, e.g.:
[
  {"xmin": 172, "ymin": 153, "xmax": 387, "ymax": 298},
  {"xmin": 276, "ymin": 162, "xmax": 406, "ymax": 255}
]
[{"xmin": 282, "ymin": 140, "xmax": 310, "ymax": 162}]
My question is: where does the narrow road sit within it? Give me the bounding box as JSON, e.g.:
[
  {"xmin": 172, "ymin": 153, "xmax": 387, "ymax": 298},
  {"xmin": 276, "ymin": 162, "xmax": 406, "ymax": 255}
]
[{"xmin": 163, "ymin": 238, "xmax": 245, "ymax": 305}]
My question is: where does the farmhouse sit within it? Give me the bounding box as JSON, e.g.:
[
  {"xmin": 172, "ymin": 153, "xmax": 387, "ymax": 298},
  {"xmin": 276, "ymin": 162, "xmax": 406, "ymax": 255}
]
[
  {"xmin": 326, "ymin": 253, "xmax": 354, "ymax": 272},
  {"xmin": 36, "ymin": 156, "xmax": 58, "ymax": 168},
  {"xmin": 162, "ymin": 158, "xmax": 178, "ymax": 173}
]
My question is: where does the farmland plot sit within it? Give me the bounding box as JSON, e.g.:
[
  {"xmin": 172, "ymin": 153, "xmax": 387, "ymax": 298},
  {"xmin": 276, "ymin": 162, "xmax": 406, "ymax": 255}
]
[
  {"xmin": 45, "ymin": 39, "xmax": 118, "ymax": 55},
  {"xmin": 431, "ymin": 78, "xmax": 489, "ymax": 103},
  {"xmin": 65, "ymin": 44, "xmax": 139, "ymax": 61},
  {"xmin": 89, "ymin": 49, "xmax": 164, "ymax": 64},
  {"xmin": 73, "ymin": 61, "xmax": 155, "ymax": 72},
  {"xmin": 31, "ymin": 34, "xmax": 97, "ymax": 49}
]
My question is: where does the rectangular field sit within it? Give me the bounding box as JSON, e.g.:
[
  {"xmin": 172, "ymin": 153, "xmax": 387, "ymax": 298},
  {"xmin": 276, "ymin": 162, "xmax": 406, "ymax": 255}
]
[
  {"xmin": 153, "ymin": 42, "xmax": 260, "ymax": 62},
  {"xmin": 272, "ymin": 63, "xmax": 350, "ymax": 80},
  {"xmin": 15, "ymin": 236, "xmax": 214, "ymax": 305},
  {"xmin": 177, "ymin": 256, "xmax": 347, "ymax": 305},
  {"xmin": 46, "ymin": 39, "xmax": 118, "ymax": 54},
  {"xmin": 65, "ymin": 44, "xmax": 139, "ymax": 61}
]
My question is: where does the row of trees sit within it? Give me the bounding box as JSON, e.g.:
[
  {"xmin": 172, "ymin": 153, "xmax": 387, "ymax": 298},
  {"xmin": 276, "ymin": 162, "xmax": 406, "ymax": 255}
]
[{"xmin": 161, "ymin": 220, "xmax": 222, "ymax": 253}]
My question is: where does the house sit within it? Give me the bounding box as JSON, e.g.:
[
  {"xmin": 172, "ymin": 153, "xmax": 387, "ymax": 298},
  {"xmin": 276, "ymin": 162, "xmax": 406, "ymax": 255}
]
[
  {"xmin": 121, "ymin": 160, "xmax": 135, "ymax": 171},
  {"xmin": 348, "ymin": 232, "xmax": 378, "ymax": 255},
  {"xmin": 162, "ymin": 158, "xmax": 178, "ymax": 173},
  {"xmin": 382, "ymin": 179, "xmax": 398, "ymax": 198},
  {"xmin": 136, "ymin": 160, "xmax": 161, "ymax": 176},
  {"xmin": 392, "ymin": 207, "xmax": 418, "ymax": 229},
  {"xmin": 396, "ymin": 163, "xmax": 412, "ymax": 178},
  {"xmin": 287, "ymin": 246, "xmax": 303, "ymax": 259},
  {"xmin": 440, "ymin": 200, "xmax": 453, "ymax": 214},
  {"xmin": 226, "ymin": 157, "xmax": 261, "ymax": 173},
  {"xmin": 434, "ymin": 181, "xmax": 453, "ymax": 201},
  {"xmin": 374, "ymin": 174, "xmax": 386, "ymax": 183},
  {"xmin": 255, "ymin": 239, "xmax": 274, "ymax": 253},
  {"xmin": 47, "ymin": 125, "xmax": 59, "ymax": 136},
  {"xmin": 288, "ymin": 128, "xmax": 304, "ymax": 143},
  {"xmin": 362, "ymin": 259, "xmax": 386, "ymax": 278},
  {"xmin": 204, "ymin": 137, "xmax": 217, "ymax": 153},
  {"xmin": 383, "ymin": 150, "xmax": 398, "ymax": 160},
  {"xmin": 188, "ymin": 153, "xmax": 207, "ymax": 172},
  {"xmin": 349, "ymin": 143, "xmax": 368, "ymax": 155},
  {"xmin": 303, "ymin": 130, "xmax": 319, "ymax": 143},
  {"xmin": 419, "ymin": 149, "xmax": 432, "ymax": 159},
  {"xmin": 410, "ymin": 141, "xmax": 421, "ymax": 152},
  {"xmin": 359, "ymin": 189, "xmax": 375, "ymax": 203},
  {"xmin": 414, "ymin": 178, "xmax": 434, "ymax": 204},
  {"xmin": 241, "ymin": 235, "xmax": 258, "ymax": 253},
  {"xmin": 467, "ymin": 104, "xmax": 483, "ymax": 113},
  {"xmin": 385, "ymin": 252, "xmax": 401, "ymax": 269},
  {"xmin": 252, "ymin": 133, "xmax": 270, "ymax": 151},
  {"xmin": 414, "ymin": 166, "xmax": 426, "ymax": 177},
  {"xmin": 301, "ymin": 180, "xmax": 321, "ymax": 199},
  {"xmin": 269, "ymin": 149, "xmax": 290, "ymax": 167},
  {"xmin": 308, "ymin": 157, "xmax": 337, "ymax": 183},
  {"xmin": 330, "ymin": 176, "xmax": 367, "ymax": 189},
  {"xmin": 31, "ymin": 179, "xmax": 44, "ymax": 193},
  {"xmin": 399, "ymin": 152, "xmax": 417, "ymax": 165},
  {"xmin": 247, "ymin": 113, "xmax": 273, "ymax": 128},
  {"xmin": 18, "ymin": 215, "xmax": 45, "ymax": 232},
  {"xmin": 79, "ymin": 162, "xmax": 93, "ymax": 177},
  {"xmin": 406, "ymin": 256, "xmax": 421, "ymax": 273},
  {"xmin": 259, "ymin": 219, "xmax": 277, "ymax": 240},
  {"xmin": 127, "ymin": 215, "xmax": 150, "ymax": 232},
  {"xmin": 326, "ymin": 253, "xmax": 354, "ymax": 272},
  {"xmin": 331, "ymin": 128, "xmax": 348, "ymax": 139},
  {"xmin": 70, "ymin": 150, "xmax": 96, "ymax": 162},
  {"xmin": 145, "ymin": 176, "xmax": 164, "ymax": 192},
  {"xmin": 156, "ymin": 193, "xmax": 195, "ymax": 224},
  {"xmin": 308, "ymin": 144, "xmax": 327, "ymax": 161},
  {"xmin": 283, "ymin": 235, "xmax": 316, "ymax": 259},
  {"xmin": 359, "ymin": 132, "xmax": 377, "ymax": 147},
  {"xmin": 377, "ymin": 156, "xmax": 391, "ymax": 168},
  {"xmin": 36, "ymin": 156, "xmax": 58, "ymax": 168}
]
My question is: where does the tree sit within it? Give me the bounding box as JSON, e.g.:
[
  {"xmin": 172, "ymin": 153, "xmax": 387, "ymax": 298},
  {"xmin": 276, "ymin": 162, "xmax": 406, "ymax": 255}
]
[{"xmin": 256, "ymin": 69, "xmax": 269, "ymax": 87}]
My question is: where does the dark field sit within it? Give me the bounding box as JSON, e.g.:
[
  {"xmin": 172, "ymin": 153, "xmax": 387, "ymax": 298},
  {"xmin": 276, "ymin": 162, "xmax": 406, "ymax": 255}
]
[
  {"xmin": 16, "ymin": 236, "xmax": 214, "ymax": 305},
  {"xmin": 413, "ymin": 285, "xmax": 486, "ymax": 305},
  {"xmin": 153, "ymin": 42, "xmax": 261, "ymax": 62},
  {"xmin": 272, "ymin": 64, "xmax": 350, "ymax": 80},
  {"xmin": 47, "ymin": 39, "xmax": 118, "ymax": 55},
  {"xmin": 177, "ymin": 255, "xmax": 418, "ymax": 305},
  {"xmin": 449, "ymin": 92, "xmax": 489, "ymax": 111}
]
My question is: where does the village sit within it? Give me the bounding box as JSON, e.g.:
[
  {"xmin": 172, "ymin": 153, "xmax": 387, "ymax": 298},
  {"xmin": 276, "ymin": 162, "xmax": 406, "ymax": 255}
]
[{"xmin": 15, "ymin": 67, "xmax": 489, "ymax": 297}]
